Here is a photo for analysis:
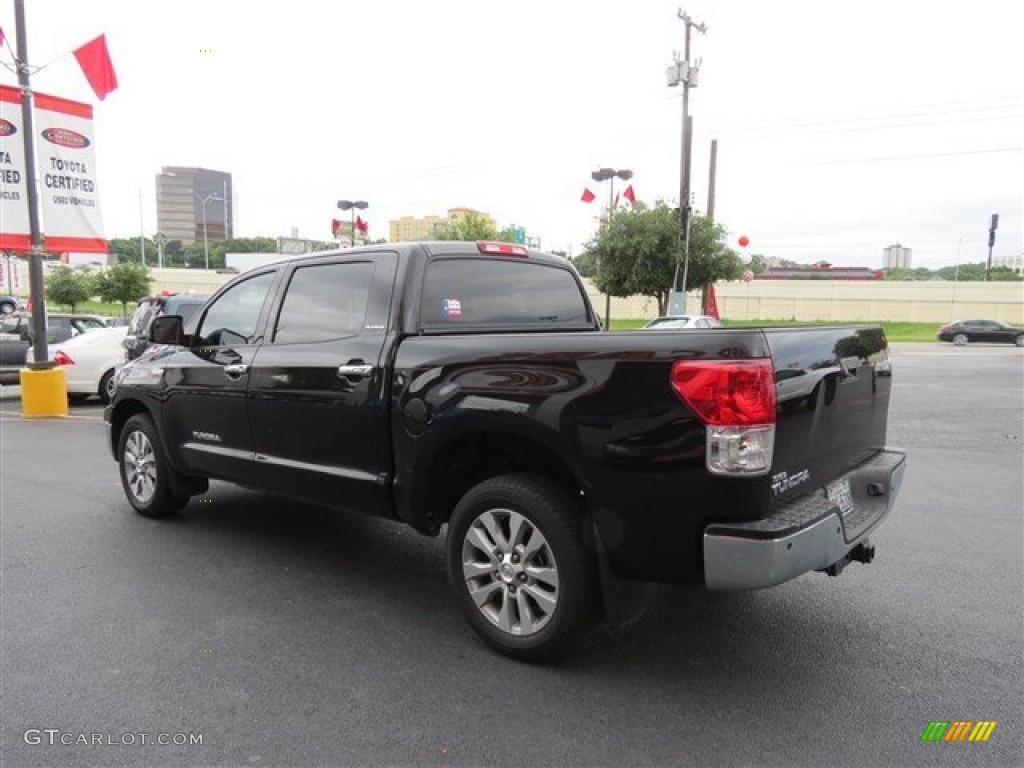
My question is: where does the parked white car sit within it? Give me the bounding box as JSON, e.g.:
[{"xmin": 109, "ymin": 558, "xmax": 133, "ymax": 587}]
[{"xmin": 26, "ymin": 326, "xmax": 128, "ymax": 404}]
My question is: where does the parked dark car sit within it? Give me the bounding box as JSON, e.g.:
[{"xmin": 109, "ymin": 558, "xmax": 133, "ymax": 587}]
[
  {"xmin": 123, "ymin": 293, "xmax": 210, "ymax": 361},
  {"xmin": 938, "ymin": 319, "xmax": 1024, "ymax": 346}
]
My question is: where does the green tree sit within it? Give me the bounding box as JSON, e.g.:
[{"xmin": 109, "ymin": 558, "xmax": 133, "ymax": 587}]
[
  {"xmin": 95, "ymin": 262, "xmax": 152, "ymax": 315},
  {"xmin": 45, "ymin": 267, "xmax": 95, "ymax": 312},
  {"xmin": 571, "ymin": 250, "xmax": 598, "ymax": 278},
  {"xmin": 432, "ymin": 212, "xmax": 515, "ymax": 242},
  {"xmin": 588, "ymin": 203, "xmax": 743, "ymax": 315},
  {"xmin": 748, "ymin": 253, "xmax": 768, "ymax": 275}
]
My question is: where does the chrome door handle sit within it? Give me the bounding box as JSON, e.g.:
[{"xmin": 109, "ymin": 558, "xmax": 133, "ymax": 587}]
[
  {"xmin": 337, "ymin": 364, "xmax": 375, "ymax": 379},
  {"xmin": 224, "ymin": 364, "xmax": 248, "ymax": 378}
]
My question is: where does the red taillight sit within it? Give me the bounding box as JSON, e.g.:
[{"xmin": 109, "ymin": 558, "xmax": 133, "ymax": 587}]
[
  {"xmin": 670, "ymin": 360, "xmax": 776, "ymax": 425},
  {"xmin": 54, "ymin": 350, "xmax": 75, "ymax": 366},
  {"xmin": 478, "ymin": 241, "xmax": 529, "ymax": 257}
]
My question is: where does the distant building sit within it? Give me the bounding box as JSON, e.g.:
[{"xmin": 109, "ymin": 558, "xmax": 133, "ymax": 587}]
[
  {"xmin": 156, "ymin": 167, "xmax": 233, "ymax": 245},
  {"xmin": 882, "ymin": 243, "xmax": 912, "ymax": 270},
  {"xmin": 388, "ymin": 207, "xmax": 497, "ymax": 242},
  {"xmin": 992, "ymin": 252, "xmax": 1023, "ymax": 275}
]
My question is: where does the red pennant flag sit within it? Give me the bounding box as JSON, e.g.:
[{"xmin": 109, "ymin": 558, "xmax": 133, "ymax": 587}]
[
  {"xmin": 331, "ymin": 218, "xmax": 342, "ymax": 236},
  {"xmin": 580, "ymin": 187, "xmax": 596, "ymax": 203},
  {"xmin": 355, "ymin": 216, "xmax": 368, "ymax": 233},
  {"xmin": 623, "ymin": 184, "xmax": 636, "ymax": 204},
  {"xmin": 0, "ymin": 28, "xmax": 6, "ymax": 49},
  {"xmin": 73, "ymin": 34, "xmax": 118, "ymax": 100},
  {"xmin": 705, "ymin": 284, "xmax": 720, "ymax": 320}
]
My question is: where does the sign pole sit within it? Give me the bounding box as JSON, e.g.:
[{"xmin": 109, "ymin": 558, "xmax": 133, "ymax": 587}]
[{"xmin": 14, "ymin": 0, "xmax": 51, "ymax": 370}]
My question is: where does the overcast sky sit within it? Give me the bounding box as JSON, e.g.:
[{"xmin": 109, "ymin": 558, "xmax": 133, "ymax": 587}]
[{"xmin": 2, "ymin": 0, "xmax": 1021, "ymax": 269}]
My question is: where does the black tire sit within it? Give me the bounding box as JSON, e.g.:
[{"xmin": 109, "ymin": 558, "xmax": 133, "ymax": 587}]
[
  {"xmin": 97, "ymin": 369, "xmax": 116, "ymax": 405},
  {"xmin": 117, "ymin": 414, "xmax": 188, "ymax": 518},
  {"xmin": 0, "ymin": 300, "xmax": 15, "ymax": 315},
  {"xmin": 446, "ymin": 473, "xmax": 598, "ymax": 661},
  {"xmin": 953, "ymin": 333, "xmax": 968, "ymax": 346}
]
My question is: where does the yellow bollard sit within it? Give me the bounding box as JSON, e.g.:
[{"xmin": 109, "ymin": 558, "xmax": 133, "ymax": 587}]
[{"xmin": 19, "ymin": 367, "xmax": 69, "ymax": 418}]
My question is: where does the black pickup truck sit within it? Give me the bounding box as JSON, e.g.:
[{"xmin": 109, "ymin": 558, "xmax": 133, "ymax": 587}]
[{"xmin": 105, "ymin": 241, "xmax": 906, "ymax": 659}]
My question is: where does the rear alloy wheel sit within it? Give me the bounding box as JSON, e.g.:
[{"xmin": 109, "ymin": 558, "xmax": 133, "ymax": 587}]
[
  {"xmin": 447, "ymin": 473, "xmax": 597, "ymax": 661},
  {"xmin": 953, "ymin": 333, "xmax": 969, "ymax": 346},
  {"xmin": 118, "ymin": 414, "xmax": 188, "ymax": 518}
]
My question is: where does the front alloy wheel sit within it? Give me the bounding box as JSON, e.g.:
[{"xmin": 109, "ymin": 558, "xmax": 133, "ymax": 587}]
[
  {"xmin": 118, "ymin": 414, "xmax": 187, "ymax": 518},
  {"xmin": 447, "ymin": 474, "xmax": 598, "ymax": 661}
]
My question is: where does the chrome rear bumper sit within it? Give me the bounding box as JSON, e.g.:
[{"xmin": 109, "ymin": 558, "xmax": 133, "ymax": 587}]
[{"xmin": 703, "ymin": 448, "xmax": 906, "ymax": 590}]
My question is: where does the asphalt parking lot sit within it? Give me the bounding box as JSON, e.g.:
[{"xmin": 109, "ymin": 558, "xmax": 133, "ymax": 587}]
[{"xmin": 1, "ymin": 343, "xmax": 1021, "ymax": 767}]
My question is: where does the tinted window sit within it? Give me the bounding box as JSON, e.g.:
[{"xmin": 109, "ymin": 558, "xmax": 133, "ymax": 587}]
[
  {"xmin": 421, "ymin": 259, "xmax": 590, "ymax": 328},
  {"xmin": 196, "ymin": 272, "xmax": 276, "ymax": 347},
  {"xmin": 273, "ymin": 262, "xmax": 375, "ymax": 344}
]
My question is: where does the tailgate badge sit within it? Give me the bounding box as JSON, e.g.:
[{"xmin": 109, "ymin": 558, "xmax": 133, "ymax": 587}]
[{"xmin": 771, "ymin": 469, "xmax": 810, "ymax": 495}]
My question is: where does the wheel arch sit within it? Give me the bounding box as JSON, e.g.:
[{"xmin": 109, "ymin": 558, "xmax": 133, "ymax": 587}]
[{"xmin": 395, "ymin": 427, "xmax": 588, "ymax": 535}]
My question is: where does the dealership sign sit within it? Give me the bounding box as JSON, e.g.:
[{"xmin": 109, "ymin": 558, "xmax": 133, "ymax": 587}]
[{"xmin": 0, "ymin": 84, "xmax": 108, "ymax": 253}]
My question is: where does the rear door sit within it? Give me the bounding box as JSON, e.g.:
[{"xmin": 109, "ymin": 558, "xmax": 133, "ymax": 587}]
[{"xmin": 247, "ymin": 252, "xmax": 397, "ymax": 514}]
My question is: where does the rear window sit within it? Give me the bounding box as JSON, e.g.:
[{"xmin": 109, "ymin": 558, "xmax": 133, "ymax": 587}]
[{"xmin": 420, "ymin": 259, "xmax": 592, "ymax": 330}]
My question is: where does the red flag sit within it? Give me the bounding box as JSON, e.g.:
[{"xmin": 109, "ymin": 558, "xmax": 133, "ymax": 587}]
[
  {"xmin": 0, "ymin": 28, "xmax": 6, "ymax": 49},
  {"xmin": 705, "ymin": 284, "xmax": 720, "ymax": 320},
  {"xmin": 623, "ymin": 184, "xmax": 636, "ymax": 204},
  {"xmin": 580, "ymin": 188, "xmax": 596, "ymax": 203},
  {"xmin": 355, "ymin": 216, "xmax": 368, "ymax": 233},
  {"xmin": 73, "ymin": 34, "xmax": 118, "ymax": 100},
  {"xmin": 331, "ymin": 218, "xmax": 342, "ymax": 236}
]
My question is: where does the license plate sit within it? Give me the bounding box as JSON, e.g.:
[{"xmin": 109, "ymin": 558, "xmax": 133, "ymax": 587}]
[{"xmin": 827, "ymin": 477, "xmax": 855, "ymax": 516}]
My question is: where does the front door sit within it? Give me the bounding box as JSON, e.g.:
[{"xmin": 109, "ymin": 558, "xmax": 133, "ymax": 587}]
[{"xmin": 159, "ymin": 270, "xmax": 278, "ymax": 481}]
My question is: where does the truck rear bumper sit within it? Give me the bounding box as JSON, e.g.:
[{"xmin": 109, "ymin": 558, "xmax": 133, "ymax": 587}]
[{"xmin": 703, "ymin": 448, "xmax": 906, "ymax": 590}]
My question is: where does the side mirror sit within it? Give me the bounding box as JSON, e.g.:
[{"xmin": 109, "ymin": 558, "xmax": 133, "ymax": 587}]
[{"xmin": 150, "ymin": 315, "xmax": 184, "ymax": 345}]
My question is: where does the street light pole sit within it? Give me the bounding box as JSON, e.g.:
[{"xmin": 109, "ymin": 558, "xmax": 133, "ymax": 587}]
[
  {"xmin": 590, "ymin": 168, "xmax": 633, "ymax": 330},
  {"xmin": 201, "ymin": 198, "xmax": 209, "ymax": 270},
  {"xmin": 337, "ymin": 200, "xmax": 368, "ymax": 248}
]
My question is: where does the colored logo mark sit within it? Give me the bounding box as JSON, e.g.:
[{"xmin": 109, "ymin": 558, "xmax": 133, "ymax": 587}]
[{"xmin": 920, "ymin": 721, "xmax": 997, "ymax": 742}]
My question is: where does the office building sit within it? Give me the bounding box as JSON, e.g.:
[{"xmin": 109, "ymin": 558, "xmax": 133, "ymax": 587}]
[{"xmin": 156, "ymin": 167, "xmax": 233, "ymax": 245}]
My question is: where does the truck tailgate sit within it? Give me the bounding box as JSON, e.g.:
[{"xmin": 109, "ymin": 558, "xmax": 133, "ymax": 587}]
[{"xmin": 763, "ymin": 326, "xmax": 892, "ymax": 502}]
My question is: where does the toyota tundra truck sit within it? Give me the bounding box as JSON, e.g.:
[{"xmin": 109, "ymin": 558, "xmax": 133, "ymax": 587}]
[{"xmin": 104, "ymin": 241, "xmax": 906, "ymax": 659}]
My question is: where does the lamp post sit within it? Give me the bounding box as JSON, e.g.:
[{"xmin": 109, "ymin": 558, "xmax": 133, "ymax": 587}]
[
  {"xmin": 590, "ymin": 168, "xmax": 632, "ymax": 329},
  {"xmin": 199, "ymin": 193, "xmax": 223, "ymax": 269},
  {"xmin": 337, "ymin": 200, "xmax": 368, "ymax": 248}
]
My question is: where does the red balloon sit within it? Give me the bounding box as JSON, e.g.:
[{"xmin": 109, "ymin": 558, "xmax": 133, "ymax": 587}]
[{"xmin": 738, "ymin": 235, "xmax": 750, "ymax": 248}]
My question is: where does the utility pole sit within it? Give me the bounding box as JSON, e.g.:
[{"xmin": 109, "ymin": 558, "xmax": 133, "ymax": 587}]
[{"xmin": 666, "ymin": 9, "xmax": 706, "ymax": 310}]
